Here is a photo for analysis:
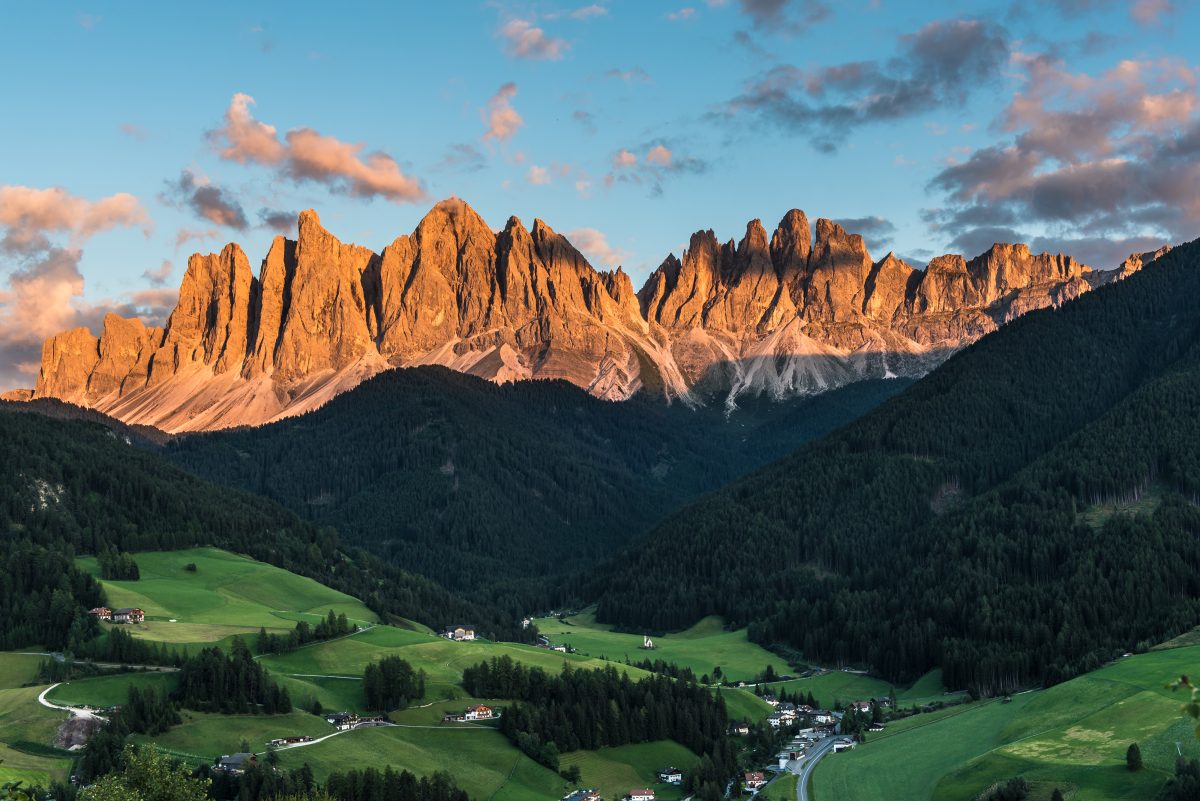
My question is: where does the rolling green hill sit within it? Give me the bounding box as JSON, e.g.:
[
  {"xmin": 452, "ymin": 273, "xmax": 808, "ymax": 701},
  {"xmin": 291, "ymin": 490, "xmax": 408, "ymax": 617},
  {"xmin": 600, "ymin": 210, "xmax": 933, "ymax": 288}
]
[
  {"xmin": 813, "ymin": 644, "xmax": 1200, "ymax": 801},
  {"xmin": 596, "ymin": 241, "xmax": 1200, "ymax": 691}
]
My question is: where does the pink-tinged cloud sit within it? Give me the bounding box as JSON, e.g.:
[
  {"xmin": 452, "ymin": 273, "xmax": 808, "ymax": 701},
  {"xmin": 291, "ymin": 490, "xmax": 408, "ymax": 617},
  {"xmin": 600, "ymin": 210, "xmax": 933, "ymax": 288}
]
[
  {"xmin": 142, "ymin": 259, "xmax": 173, "ymax": 287},
  {"xmin": 498, "ymin": 19, "xmax": 569, "ymax": 60},
  {"xmin": 646, "ymin": 145, "xmax": 673, "ymax": 165},
  {"xmin": 566, "ymin": 227, "xmax": 629, "ymax": 268},
  {"xmin": 1131, "ymin": 0, "xmax": 1175, "ymax": 24},
  {"xmin": 482, "ymin": 83, "xmax": 524, "ymax": 142},
  {"xmin": 612, "ymin": 149, "xmax": 638, "ymax": 168},
  {"xmin": 528, "ymin": 165, "xmax": 551, "ymax": 185},
  {"xmin": 174, "ymin": 228, "xmax": 220, "ymax": 249},
  {"xmin": 0, "ymin": 186, "xmax": 150, "ymax": 252},
  {"xmin": 667, "ymin": 7, "xmax": 696, "ymax": 21},
  {"xmin": 209, "ymin": 93, "xmax": 425, "ymax": 203}
]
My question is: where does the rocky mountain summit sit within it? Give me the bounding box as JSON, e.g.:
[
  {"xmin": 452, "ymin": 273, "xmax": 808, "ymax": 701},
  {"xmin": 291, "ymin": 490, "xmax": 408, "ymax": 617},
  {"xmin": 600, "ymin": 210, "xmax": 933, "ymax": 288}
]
[{"xmin": 24, "ymin": 199, "xmax": 1165, "ymax": 432}]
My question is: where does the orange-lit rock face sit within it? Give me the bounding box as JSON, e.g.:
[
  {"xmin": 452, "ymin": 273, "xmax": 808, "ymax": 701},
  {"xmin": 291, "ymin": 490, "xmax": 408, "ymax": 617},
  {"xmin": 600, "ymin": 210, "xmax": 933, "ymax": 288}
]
[{"xmin": 27, "ymin": 199, "xmax": 1161, "ymax": 433}]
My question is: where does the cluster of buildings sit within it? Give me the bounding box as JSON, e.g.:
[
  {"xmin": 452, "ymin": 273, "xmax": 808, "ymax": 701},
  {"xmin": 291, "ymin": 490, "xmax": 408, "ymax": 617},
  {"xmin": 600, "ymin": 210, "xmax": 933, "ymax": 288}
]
[
  {"xmin": 442, "ymin": 704, "xmax": 495, "ymax": 722},
  {"xmin": 88, "ymin": 606, "xmax": 144, "ymax": 624},
  {"xmin": 215, "ymin": 753, "xmax": 257, "ymax": 774},
  {"xmin": 323, "ymin": 712, "xmax": 388, "ymax": 731},
  {"xmin": 762, "ymin": 698, "xmax": 836, "ymax": 729},
  {"xmin": 440, "ymin": 625, "xmax": 476, "ymax": 641},
  {"xmin": 267, "ymin": 735, "xmax": 312, "ymax": 747}
]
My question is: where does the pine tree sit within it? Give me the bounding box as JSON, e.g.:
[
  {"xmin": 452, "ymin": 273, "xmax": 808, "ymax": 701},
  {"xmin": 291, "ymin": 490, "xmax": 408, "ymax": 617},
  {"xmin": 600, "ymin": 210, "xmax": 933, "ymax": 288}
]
[{"xmin": 1126, "ymin": 742, "xmax": 1142, "ymax": 772}]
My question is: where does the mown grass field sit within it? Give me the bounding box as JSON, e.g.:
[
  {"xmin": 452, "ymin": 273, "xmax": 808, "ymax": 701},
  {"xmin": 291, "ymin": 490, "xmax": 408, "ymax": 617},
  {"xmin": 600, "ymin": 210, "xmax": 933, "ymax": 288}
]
[
  {"xmin": 813, "ymin": 646, "xmax": 1200, "ymax": 801},
  {"xmin": 77, "ymin": 547, "xmax": 377, "ymax": 649},
  {"xmin": 537, "ymin": 612, "xmax": 791, "ymax": 682},
  {"xmin": 559, "ymin": 740, "xmax": 699, "ymax": 801}
]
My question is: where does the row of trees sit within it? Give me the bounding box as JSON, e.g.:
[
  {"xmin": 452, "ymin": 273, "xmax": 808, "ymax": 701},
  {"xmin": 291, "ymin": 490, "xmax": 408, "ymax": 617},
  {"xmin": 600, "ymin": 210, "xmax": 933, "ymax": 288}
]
[
  {"xmin": 463, "ymin": 656, "xmax": 737, "ymax": 784},
  {"xmin": 255, "ymin": 611, "xmax": 354, "ymax": 655},
  {"xmin": 97, "ymin": 547, "xmax": 140, "ymax": 580},
  {"xmin": 175, "ymin": 639, "xmax": 292, "ymax": 714},
  {"xmin": 363, "ymin": 656, "xmax": 425, "ymax": 711}
]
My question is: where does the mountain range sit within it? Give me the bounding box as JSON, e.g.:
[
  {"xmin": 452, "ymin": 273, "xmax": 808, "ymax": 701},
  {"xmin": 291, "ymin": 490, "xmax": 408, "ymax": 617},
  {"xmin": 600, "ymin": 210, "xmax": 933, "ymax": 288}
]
[{"xmin": 12, "ymin": 198, "xmax": 1167, "ymax": 432}]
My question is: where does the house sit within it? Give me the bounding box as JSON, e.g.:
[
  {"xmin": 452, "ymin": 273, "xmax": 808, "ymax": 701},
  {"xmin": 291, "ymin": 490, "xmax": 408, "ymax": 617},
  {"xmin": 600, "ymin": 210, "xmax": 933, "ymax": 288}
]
[
  {"xmin": 656, "ymin": 767, "xmax": 683, "ymax": 785},
  {"xmin": 88, "ymin": 607, "xmax": 111, "ymax": 620},
  {"xmin": 464, "ymin": 704, "xmax": 493, "ymax": 720},
  {"xmin": 813, "ymin": 712, "xmax": 834, "ymax": 725},
  {"xmin": 216, "ymin": 753, "xmax": 256, "ymax": 774},
  {"xmin": 522, "ymin": 617, "xmax": 532, "ymax": 629},
  {"xmin": 766, "ymin": 713, "xmax": 783, "ymax": 728},
  {"xmin": 832, "ymin": 739, "xmax": 855, "ymax": 752},
  {"xmin": 443, "ymin": 712, "xmax": 466, "ymax": 723},
  {"xmin": 441, "ymin": 625, "xmax": 476, "ymax": 641},
  {"xmin": 111, "ymin": 608, "xmax": 144, "ymax": 624},
  {"xmin": 849, "ymin": 701, "xmax": 873, "ymax": 714},
  {"xmin": 325, "ymin": 712, "xmax": 358, "ymax": 730},
  {"xmin": 744, "ymin": 772, "xmax": 767, "ymax": 790},
  {"xmin": 552, "ymin": 644, "xmax": 568, "ymax": 653},
  {"xmin": 762, "ymin": 694, "xmax": 779, "ymax": 707},
  {"xmin": 731, "ymin": 722, "xmax": 750, "ymax": 736},
  {"xmin": 628, "ymin": 790, "xmax": 655, "ymax": 801},
  {"xmin": 868, "ymin": 723, "xmax": 885, "ymax": 732},
  {"xmin": 562, "ymin": 791, "xmax": 601, "ymax": 801}
]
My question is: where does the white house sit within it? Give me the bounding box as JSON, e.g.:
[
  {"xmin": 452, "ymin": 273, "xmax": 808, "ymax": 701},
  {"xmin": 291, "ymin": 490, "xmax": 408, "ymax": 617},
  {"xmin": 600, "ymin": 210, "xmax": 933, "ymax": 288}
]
[
  {"xmin": 629, "ymin": 790, "xmax": 655, "ymax": 801},
  {"xmin": 441, "ymin": 625, "xmax": 476, "ymax": 641}
]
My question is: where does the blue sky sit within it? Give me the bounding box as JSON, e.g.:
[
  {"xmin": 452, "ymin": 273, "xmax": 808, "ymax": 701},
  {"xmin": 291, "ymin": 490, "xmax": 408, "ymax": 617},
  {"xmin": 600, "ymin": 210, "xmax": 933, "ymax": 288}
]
[{"xmin": 1, "ymin": 0, "xmax": 1198, "ymax": 387}]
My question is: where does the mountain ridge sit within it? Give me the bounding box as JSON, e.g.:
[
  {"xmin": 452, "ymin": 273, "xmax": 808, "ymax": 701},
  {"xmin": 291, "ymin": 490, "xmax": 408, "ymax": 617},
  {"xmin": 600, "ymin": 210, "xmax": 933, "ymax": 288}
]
[{"xmin": 22, "ymin": 198, "xmax": 1166, "ymax": 432}]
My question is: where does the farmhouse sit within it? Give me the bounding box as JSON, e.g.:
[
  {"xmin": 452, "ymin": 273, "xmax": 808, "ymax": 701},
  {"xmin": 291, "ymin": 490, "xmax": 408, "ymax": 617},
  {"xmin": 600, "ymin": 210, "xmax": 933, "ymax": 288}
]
[
  {"xmin": 731, "ymin": 722, "xmax": 750, "ymax": 736},
  {"xmin": 656, "ymin": 767, "xmax": 683, "ymax": 784},
  {"xmin": 88, "ymin": 607, "xmax": 111, "ymax": 620},
  {"xmin": 849, "ymin": 701, "xmax": 872, "ymax": 714},
  {"xmin": 628, "ymin": 790, "xmax": 655, "ymax": 801},
  {"xmin": 325, "ymin": 712, "xmax": 358, "ymax": 730},
  {"xmin": 110, "ymin": 608, "xmax": 144, "ymax": 624},
  {"xmin": 464, "ymin": 704, "xmax": 493, "ymax": 720},
  {"xmin": 833, "ymin": 739, "xmax": 855, "ymax": 752},
  {"xmin": 744, "ymin": 772, "xmax": 767, "ymax": 790},
  {"xmin": 216, "ymin": 753, "xmax": 256, "ymax": 774},
  {"xmin": 562, "ymin": 791, "xmax": 601, "ymax": 801},
  {"xmin": 441, "ymin": 625, "xmax": 476, "ymax": 641}
]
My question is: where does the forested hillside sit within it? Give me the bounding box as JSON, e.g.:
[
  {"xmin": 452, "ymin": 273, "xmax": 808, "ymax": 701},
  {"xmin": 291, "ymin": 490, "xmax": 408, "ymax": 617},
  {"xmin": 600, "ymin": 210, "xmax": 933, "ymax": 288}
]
[
  {"xmin": 164, "ymin": 365, "xmax": 906, "ymax": 595},
  {"xmin": 0, "ymin": 410, "xmax": 516, "ymax": 650},
  {"xmin": 595, "ymin": 240, "xmax": 1200, "ymax": 693}
]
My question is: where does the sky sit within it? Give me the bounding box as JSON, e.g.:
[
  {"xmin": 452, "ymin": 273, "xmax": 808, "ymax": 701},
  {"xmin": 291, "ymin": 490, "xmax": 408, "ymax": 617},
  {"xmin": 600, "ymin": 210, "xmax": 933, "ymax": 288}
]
[{"xmin": 1, "ymin": 0, "xmax": 1198, "ymax": 389}]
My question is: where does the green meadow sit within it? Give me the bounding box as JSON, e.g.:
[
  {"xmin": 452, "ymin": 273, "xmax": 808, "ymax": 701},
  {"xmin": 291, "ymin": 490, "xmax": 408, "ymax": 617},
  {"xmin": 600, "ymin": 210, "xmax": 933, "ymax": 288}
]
[
  {"xmin": 558, "ymin": 740, "xmax": 700, "ymax": 800},
  {"xmin": 536, "ymin": 612, "xmax": 790, "ymax": 682},
  {"xmin": 0, "ymin": 685, "xmax": 72, "ymax": 787},
  {"xmin": 812, "ymin": 646, "xmax": 1200, "ymax": 801},
  {"xmin": 77, "ymin": 547, "xmax": 377, "ymax": 649}
]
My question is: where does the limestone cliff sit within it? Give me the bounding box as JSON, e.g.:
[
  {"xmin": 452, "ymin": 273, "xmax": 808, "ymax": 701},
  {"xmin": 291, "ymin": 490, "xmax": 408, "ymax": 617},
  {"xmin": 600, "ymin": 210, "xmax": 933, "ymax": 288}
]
[{"xmin": 25, "ymin": 199, "xmax": 1164, "ymax": 431}]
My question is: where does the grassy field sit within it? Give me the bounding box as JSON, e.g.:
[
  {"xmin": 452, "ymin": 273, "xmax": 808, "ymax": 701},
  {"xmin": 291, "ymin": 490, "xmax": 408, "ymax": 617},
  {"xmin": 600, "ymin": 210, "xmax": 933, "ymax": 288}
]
[
  {"xmin": 0, "ymin": 685, "xmax": 72, "ymax": 787},
  {"xmin": 559, "ymin": 740, "xmax": 699, "ymax": 801},
  {"xmin": 762, "ymin": 772, "xmax": 798, "ymax": 801},
  {"xmin": 274, "ymin": 724, "xmax": 567, "ymax": 800},
  {"xmin": 813, "ymin": 646, "xmax": 1200, "ymax": 801},
  {"xmin": 0, "ymin": 654, "xmax": 49, "ymax": 690},
  {"xmin": 537, "ymin": 613, "xmax": 791, "ymax": 682},
  {"xmin": 77, "ymin": 547, "xmax": 377, "ymax": 649},
  {"xmin": 46, "ymin": 671, "xmax": 178, "ymax": 708},
  {"xmin": 131, "ymin": 710, "xmax": 334, "ymax": 764},
  {"xmin": 258, "ymin": 624, "xmax": 655, "ymax": 700}
]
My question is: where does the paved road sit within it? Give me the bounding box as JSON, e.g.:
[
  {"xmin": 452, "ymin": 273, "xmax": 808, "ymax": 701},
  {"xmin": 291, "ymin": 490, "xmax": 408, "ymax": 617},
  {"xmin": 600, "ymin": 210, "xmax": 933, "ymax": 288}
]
[{"xmin": 790, "ymin": 736, "xmax": 838, "ymax": 801}]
